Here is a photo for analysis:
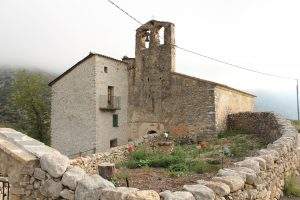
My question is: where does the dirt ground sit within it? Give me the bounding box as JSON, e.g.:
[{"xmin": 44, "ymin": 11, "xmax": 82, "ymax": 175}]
[
  {"xmin": 112, "ymin": 167, "xmax": 215, "ymax": 193},
  {"xmin": 112, "ymin": 158, "xmax": 237, "ymax": 193}
]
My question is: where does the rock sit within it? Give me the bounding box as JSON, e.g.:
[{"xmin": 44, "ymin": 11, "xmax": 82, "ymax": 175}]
[
  {"xmin": 258, "ymin": 149, "xmax": 279, "ymax": 161},
  {"xmin": 33, "ymin": 181, "xmax": 41, "ymax": 189},
  {"xmin": 127, "ymin": 190, "xmax": 160, "ymax": 200},
  {"xmin": 75, "ymin": 174, "xmax": 115, "ymax": 200},
  {"xmin": 197, "ymin": 180, "xmax": 230, "ymax": 196},
  {"xmin": 245, "ymin": 157, "xmax": 266, "ymax": 171},
  {"xmin": 160, "ymin": 190, "xmax": 195, "ymax": 200},
  {"xmin": 40, "ymin": 153, "xmax": 70, "ymax": 178},
  {"xmin": 33, "ymin": 168, "xmax": 46, "ymax": 181},
  {"xmin": 258, "ymin": 154, "xmax": 274, "ymax": 169},
  {"xmin": 60, "ymin": 189, "xmax": 75, "ymax": 200},
  {"xmin": 101, "ymin": 187, "xmax": 139, "ymax": 200},
  {"xmin": 217, "ymin": 168, "xmax": 246, "ymax": 181},
  {"xmin": 183, "ymin": 184, "xmax": 215, "ymax": 200},
  {"xmin": 62, "ymin": 166, "xmax": 86, "ymax": 190},
  {"xmin": 234, "ymin": 159, "xmax": 260, "ymax": 173},
  {"xmin": 212, "ymin": 176, "xmax": 244, "ymax": 192},
  {"xmin": 232, "ymin": 167, "xmax": 257, "ymax": 185},
  {"xmin": 40, "ymin": 179, "xmax": 63, "ymax": 198}
]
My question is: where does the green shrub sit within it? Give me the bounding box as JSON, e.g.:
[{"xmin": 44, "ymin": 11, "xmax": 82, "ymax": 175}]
[
  {"xmin": 124, "ymin": 160, "xmax": 140, "ymax": 169},
  {"xmin": 149, "ymin": 154, "xmax": 183, "ymax": 168},
  {"xmin": 284, "ymin": 175, "xmax": 300, "ymax": 197},
  {"xmin": 130, "ymin": 149, "xmax": 149, "ymax": 160},
  {"xmin": 168, "ymin": 163, "xmax": 188, "ymax": 172},
  {"xmin": 188, "ymin": 160, "xmax": 221, "ymax": 174}
]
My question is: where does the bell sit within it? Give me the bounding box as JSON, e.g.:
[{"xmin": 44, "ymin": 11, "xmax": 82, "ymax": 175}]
[{"xmin": 145, "ymin": 35, "xmax": 150, "ymax": 42}]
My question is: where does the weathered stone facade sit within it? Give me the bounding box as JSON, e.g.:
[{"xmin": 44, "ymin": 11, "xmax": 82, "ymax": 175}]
[
  {"xmin": 50, "ymin": 54, "xmax": 128, "ymax": 156},
  {"xmin": 127, "ymin": 20, "xmax": 255, "ymax": 139},
  {"xmin": 50, "ymin": 19, "xmax": 255, "ymax": 156}
]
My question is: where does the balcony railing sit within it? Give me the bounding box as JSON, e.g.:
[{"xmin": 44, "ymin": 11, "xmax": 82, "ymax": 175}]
[{"xmin": 99, "ymin": 95, "xmax": 121, "ymax": 111}]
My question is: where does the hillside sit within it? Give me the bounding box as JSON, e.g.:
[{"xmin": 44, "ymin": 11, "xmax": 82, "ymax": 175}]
[{"xmin": 0, "ymin": 67, "xmax": 55, "ymax": 127}]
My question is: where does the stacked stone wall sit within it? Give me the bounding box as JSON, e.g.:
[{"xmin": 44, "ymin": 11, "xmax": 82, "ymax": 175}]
[
  {"xmin": 0, "ymin": 112, "xmax": 299, "ymax": 200},
  {"xmin": 227, "ymin": 112, "xmax": 281, "ymax": 143}
]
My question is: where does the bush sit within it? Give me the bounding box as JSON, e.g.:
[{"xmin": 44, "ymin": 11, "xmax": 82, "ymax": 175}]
[
  {"xmin": 150, "ymin": 154, "xmax": 184, "ymax": 168},
  {"xmin": 188, "ymin": 160, "xmax": 220, "ymax": 174},
  {"xmin": 168, "ymin": 163, "xmax": 188, "ymax": 172},
  {"xmin": 130, "ymin": 149, "xmax": 149, "ymax": 160},
  {"xmin": 284, "ymin": 175, "xmax": 300, "ymax": 197}
]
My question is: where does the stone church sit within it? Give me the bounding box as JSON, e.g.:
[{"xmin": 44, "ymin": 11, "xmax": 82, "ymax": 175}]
[{"xmin": 49, "ymin": 20, "xmax": 255, "ymax": 156}]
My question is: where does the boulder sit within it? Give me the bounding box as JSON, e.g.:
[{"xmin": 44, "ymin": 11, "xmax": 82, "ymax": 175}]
[
  {"xmin": 160, "ymin": 190, "xmax": 195, "ymax": 200},
  {"xmin": 101, "ymin": 187, "xmax": 139, "ymax": 200},
  {"xmin": 212, "ymin": 176, "xmax": 244, "ymax": 192},
  {"xmin": 245, "ymin": 157, "xmax": 266, "ymax": 171},
  {"xmin": 234, "ymin": 159, "xmax": 260, "ymax": 173},
  {"xmin": 217, "ymin": 168, "xmax": 246, "ymax": 181},
  {"xmin": 60, "ymin": 189, "xmax": 75, "ymax": 200},
  {"xmin": 40, "ymin": 153, "xmax": 70, "ymax": 178},
  {"xmin": 232, "ymin": 167, "xmax": 257, "ymax": 185},
  {"xmin": 75, "ymin": 174, "xmax": 115, "ymax": 200},
  {"xmin": 40, "ymin": 179, "xmax": 63, "ymax": 198},
  {"xmin": 62, "ymin": 166, "xmax": 86, "ymax": 190},
  {"xmin": 127, "ymin": 190, "xmax": 160, "ymax": 200},
  {"xmin": 183, "ymin": 184, "xmax": 215, "ymax": 200},
  {"xmin": 197, "ymin": 180, "xmax": 230, "ymax": 196}
]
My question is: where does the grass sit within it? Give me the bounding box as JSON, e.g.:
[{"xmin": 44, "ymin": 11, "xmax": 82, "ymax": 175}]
[
  {"xmin": 284, "ymin": 174, "xmax": 300, "ymax": 197},
  {"xmin": 292, "ymin": 120, "xmax": 300, "ymax": 133},
  {"xmin": 119, "ymin": 129, "xmax": 266, "ymax": 176}
]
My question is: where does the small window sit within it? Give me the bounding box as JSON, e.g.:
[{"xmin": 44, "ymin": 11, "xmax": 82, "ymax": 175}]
[
  {"xmin": 113, "ymin": 114, "xmax": 118, "ymax": 127},
  {"xmin": 104, "ymin": 67, "xmax": 108, "ymax": 73},
  {"xmin": 110, "ymin": 139, "xmax": 118, "ymax": 148},
  {"xmin": 108, "ymin": 86, "xmax": 114, "ymax": 106}
]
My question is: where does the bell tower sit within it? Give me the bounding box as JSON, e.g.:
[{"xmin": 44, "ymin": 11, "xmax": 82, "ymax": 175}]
[{"xmin": 127, "ymin": 20, "xmax": 176, "ymax": 138}]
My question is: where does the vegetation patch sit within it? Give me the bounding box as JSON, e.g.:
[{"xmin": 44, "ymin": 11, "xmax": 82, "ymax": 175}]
[
  {"xmin": 113, "ymin": 130, "xmax": 267, "ymax": 192},
  {"xmin": 284, "ymin": 174, "xmax": 300, "ymax": 197},
  {"xmin": 292, "ymin": 120, "xmax": 300, "ymax": 133}
]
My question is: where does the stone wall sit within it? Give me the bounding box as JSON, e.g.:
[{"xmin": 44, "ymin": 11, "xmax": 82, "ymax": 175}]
[
  {"xmin": 94, "ymin": 55, "xmax": 129, "ymax": 152},
  {"xmin": 70, "ymin": 112, "xmax": 300, "ymax": 200},
  {"xmin": 171, "ymin": 112, "xmax": 299, "ymax": 200},
  {"xmin": 128, "ymin": 20, "xmax": 255, "ymax": 140},
  {"xmin": 214, "ymin": 87, "xmax": 255, "ymax": 132},
  {"xmin": 51, "ymin": 55, "xmax": 97, "ymax": 156},
  {"xmin": 227, "ymin": 112, "xmax": 281, "ymax": 143},
  {"xmin": 70, "ymin": 134, "xmax": 158, "ymax": 174},
  {"xmin": 1, "ymin": 112, "xmax": 298, "ymax": 200}
]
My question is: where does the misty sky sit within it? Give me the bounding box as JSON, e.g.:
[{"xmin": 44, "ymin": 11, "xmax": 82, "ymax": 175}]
[{"xmin": 0, "ymin": 0, "xmax": 300, "ymax": 118}]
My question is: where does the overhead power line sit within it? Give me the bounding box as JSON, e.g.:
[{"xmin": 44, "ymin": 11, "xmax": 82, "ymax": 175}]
[
  {"xmin": 107, "ymin": 0, "xmax": 143, "ymax": 25},
  {"xmin": 106, "ymin": 0, "xmax": 298, "ymax": 81},
  {"xmin": 174, "ymin": 45, "xmax": 297, "ymax": 80}
]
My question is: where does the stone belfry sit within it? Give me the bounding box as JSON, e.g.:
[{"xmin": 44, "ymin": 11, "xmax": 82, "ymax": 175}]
[{"xmin": 127, "ymin": 20, "xmax": 176, "ymax": 138}]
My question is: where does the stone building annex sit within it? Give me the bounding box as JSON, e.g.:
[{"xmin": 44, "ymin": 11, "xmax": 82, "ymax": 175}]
[{"xmin": 49, "ymin": 20, "xmax": 256, "ymax": 156}]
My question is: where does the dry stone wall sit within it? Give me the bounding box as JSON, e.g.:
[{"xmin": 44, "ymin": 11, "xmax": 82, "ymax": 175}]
[
  {"xmin": 174, "ymin": 112, "xmax": 299, "ymax": 200},
  {"xmin": 0, "ymin": 112, "xmax": 299, "ymax": 200},
  {"xmin": 71, "ymin": 134, "xmax": 159, "ymax": 174}
]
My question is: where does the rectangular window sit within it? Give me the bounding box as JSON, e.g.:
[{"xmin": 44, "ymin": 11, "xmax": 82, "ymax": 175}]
[
  {"xmin": 108, "ymin": 86, "xmax": 114, "ymax": 106},
  {"xmin": 104, "ymin": 66, "xmax": 108, "ymax": 73},
  {"xmin": 113, "ymin": 114, "xmax": 118, "ymax": 127},
  {"xmin": 110, "ymin": 138, "xmax": 118, "ymax": 148}
]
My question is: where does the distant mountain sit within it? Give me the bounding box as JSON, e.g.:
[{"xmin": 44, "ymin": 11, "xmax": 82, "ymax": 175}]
[{"xmin": 0, "ymin": 67, "xmax": 55, "ymax": 126}]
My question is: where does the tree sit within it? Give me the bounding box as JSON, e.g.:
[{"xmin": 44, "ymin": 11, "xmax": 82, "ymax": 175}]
[{"xmin": 10, "ymin": 70, "xmax": 51, "ymax": 145}]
